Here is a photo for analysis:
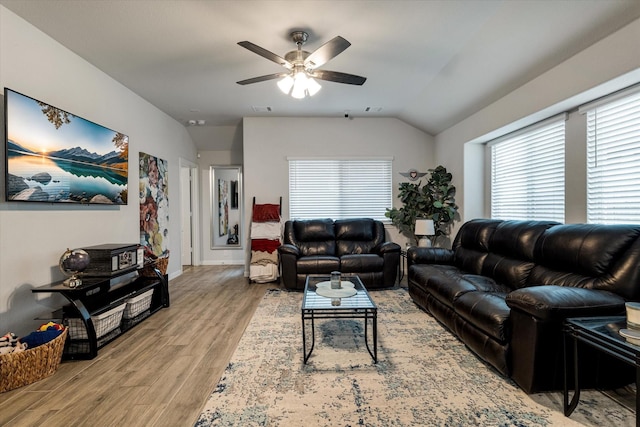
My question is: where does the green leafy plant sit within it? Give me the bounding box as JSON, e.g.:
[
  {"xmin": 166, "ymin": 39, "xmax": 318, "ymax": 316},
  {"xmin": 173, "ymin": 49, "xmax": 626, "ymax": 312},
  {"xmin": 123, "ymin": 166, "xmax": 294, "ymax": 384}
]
[{"xmin": 385, "ymin": 165, "xmax": 458, "ymax": 245}]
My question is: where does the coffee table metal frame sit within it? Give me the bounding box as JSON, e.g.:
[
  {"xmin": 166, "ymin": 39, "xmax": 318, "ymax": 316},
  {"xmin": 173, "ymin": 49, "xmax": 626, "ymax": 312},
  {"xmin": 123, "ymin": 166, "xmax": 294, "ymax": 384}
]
[
  {"xmin": 301, "ymin": 274, "xmax": 377, "ymax": 364},
  {"xmin": 563, "ymin": 316, "xmax": 638, "ymax": 426}
]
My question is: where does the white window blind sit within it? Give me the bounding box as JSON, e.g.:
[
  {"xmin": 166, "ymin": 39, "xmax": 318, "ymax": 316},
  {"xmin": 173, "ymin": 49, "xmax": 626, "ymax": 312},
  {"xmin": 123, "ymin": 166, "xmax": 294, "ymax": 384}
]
[
  {"xmin": 490, "ymin": 118, "xmax": 565, "ymax": 221},
  {"xmin": 585, "ymin": 89, "xmax": 640, "ymax": 224},
  {"xmin": 288, "ymin": 158, "xmax": 392, "ymax": 220}
]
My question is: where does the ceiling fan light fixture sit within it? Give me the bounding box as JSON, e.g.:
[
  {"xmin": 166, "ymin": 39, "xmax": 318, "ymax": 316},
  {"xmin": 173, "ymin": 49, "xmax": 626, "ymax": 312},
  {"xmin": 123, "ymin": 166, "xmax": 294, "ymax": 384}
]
[
  {"xmin": 238, "ymin": 32, "xmax": 365, "ymax": 96},
  {"xmin": 291, "ymin": 71, "xmax": 308, "ymax": 99},
  {"xmin": 306, "ymin": 77, "xmax": 321, "ymax": 96},
  {"xmin": 282, "ymin": 71, "xmax": 321, "ymax": 99},
  {"xmin": 277, "ymin": 75, "xmax": 294, "ymax": 94}
]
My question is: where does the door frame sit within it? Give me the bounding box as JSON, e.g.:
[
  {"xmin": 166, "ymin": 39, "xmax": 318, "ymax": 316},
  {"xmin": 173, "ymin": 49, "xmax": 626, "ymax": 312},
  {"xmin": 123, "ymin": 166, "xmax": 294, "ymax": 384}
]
[{"xmin": 179, "ymin": 157, "xmax": 200, "ymax": 267}]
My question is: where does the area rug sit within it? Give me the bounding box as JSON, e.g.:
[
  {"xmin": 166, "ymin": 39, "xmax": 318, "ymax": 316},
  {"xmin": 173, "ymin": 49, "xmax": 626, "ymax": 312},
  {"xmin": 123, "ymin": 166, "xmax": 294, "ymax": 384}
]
[{"xmin": 195, "ymin": 288, "xmax": 634, "ymax": 426}]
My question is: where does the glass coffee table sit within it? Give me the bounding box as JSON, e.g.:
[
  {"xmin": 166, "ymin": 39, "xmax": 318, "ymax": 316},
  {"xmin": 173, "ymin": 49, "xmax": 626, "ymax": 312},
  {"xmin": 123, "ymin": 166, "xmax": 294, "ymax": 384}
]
[
  {"xmin": 302, "ymin": 274, "xmax": 377, "ymax": 364},
  {"xmin": 563, "ymin": 316, "xmax": 638, "ymax": 424}
]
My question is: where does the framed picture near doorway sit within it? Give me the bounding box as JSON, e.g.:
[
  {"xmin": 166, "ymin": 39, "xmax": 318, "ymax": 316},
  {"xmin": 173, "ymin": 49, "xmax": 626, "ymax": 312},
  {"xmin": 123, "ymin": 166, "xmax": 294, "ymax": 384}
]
[
  {"xmin": 218, "ymin": 178, "xmax": 229, "ymax": 237},
  {"xmin": 210, "ymin": 165, "xmax": 242, "ymax": 249}
]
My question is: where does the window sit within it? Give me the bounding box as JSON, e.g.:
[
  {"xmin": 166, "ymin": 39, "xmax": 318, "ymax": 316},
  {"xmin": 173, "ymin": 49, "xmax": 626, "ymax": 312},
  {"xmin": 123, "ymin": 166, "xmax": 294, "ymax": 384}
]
[
  {"xmin": 288, "ymin": 158, "xmax": 392, "ymax": 220},
  {"xmin": 490, "ymin": 117, "xmax": 565, "ymax": 222},
  {"xmin": 584, "ymin": 88, "xmax": 640, "ymax": 224}
]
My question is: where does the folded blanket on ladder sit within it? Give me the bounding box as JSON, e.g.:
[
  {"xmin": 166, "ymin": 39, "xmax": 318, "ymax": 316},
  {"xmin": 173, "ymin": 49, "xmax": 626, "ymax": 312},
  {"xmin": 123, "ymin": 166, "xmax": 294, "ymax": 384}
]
[{"xmin": 249, "ymin": 263, "xmax": 279, "ymax": 283}]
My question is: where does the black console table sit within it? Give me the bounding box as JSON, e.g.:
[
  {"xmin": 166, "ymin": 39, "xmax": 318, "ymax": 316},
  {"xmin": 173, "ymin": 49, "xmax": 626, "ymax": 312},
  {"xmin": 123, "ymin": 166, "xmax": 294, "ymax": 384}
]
[{"xmin": 32, "ymin": 264, "xmax": 169, "ymax": 359}]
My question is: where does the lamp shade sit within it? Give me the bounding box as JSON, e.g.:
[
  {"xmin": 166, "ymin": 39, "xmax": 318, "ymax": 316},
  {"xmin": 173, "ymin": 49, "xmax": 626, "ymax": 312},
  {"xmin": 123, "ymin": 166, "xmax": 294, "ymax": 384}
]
[
  {"xmin": 414, "ymin": 219, "xmax": 435, "ymax": 236},
  {"xmin": 277, "ymin": 75, "xmax": 294, "ymax": 94},
  {"xmin": 278, "ymin": 72, "xmax": 322, "ymax": 99}
]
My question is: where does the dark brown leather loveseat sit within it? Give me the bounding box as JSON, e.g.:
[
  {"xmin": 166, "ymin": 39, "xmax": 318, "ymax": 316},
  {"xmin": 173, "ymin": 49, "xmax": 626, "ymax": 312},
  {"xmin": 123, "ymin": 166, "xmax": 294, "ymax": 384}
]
[
  {"xmin": 408, "ymin": 219, "xmax": 639, "ymax": 393},
  {"xmin": 279, "ymin": 218, "xmax": 401, "ymax": 290}
]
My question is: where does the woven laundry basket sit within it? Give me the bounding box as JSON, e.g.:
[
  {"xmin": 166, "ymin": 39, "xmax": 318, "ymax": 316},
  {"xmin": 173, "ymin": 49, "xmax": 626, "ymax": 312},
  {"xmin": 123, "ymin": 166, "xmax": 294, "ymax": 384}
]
[
  {"xmin": 0, "ymin": 328, "xmax": 67, "ymax": 393},
  {"xmin": 142, "ymin": 256, "xmax": 169, "ymax": 277}
]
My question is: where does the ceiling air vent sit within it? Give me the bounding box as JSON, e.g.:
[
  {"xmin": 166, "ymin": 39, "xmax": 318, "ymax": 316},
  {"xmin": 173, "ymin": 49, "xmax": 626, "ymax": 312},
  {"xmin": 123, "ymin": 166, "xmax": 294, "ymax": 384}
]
[
  {"xmin": 251, "ymin": 106, "xmax": 273, "ymax": 112},
  {"xmin": 365, "ymin": 107, "xmax": 383, "ymax": 113}
]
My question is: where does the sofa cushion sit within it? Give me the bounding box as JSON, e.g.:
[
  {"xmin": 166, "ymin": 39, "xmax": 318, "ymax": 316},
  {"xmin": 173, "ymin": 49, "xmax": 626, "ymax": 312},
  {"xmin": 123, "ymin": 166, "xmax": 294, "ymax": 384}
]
[
  {"xmin": 420, "ymin": 267, "xmax": 480, "ymax": 309},
  {"xmin": 335, "ymin": 218, "xmax": 374, "ymax": 240},
  {"xmin": 454, "ymin": 292, "xmax": 511, "ymax": 342},
  {"xmin": 340, "ymin": 254, "xmax": 384, "ymax": 273},
  {"xmin": 453, "ymin": 219, "xmax": 501, "ymax": 252},
  {"xmin": 530, "ymin": 223, "xmax": 640, "ymax": 300},
  {"xmin": 292, "ymin": 219, "xmax": 336, "ymax": 256},
  {"xmin": 461, "ymin": 274, "xmax": 512, "ymax": 293},
  {"xmin": 294, "ymin": 218, "xmax": 335, "ymax": 241},
  {"xmin": 335, "ymin": 218, "xmax": 382, "ymax": 256},
  {"xmin": 481, "ymin": 254, "xmax": 535, "ymax": 290},
  {"xmin": 478, "ymin": 220, "xmax": 559, "ymax": 290},
  {"xmin": 533, "ymin": 224, "xmax": 639, "ymax": 276},
  {"xmin": 296, "ymin": 256, "xmax": 340, "ymax": 274},
  {"xmin": 490, "ymin": 220, "xmax": 559, "ymax": 261}
]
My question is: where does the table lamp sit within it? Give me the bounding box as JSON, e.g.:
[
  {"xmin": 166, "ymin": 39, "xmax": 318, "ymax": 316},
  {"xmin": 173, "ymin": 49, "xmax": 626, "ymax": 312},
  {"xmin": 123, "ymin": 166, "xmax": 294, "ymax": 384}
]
[{"xmin": 415, "ymin": 219, "xmax": 435, "ymax": 247}]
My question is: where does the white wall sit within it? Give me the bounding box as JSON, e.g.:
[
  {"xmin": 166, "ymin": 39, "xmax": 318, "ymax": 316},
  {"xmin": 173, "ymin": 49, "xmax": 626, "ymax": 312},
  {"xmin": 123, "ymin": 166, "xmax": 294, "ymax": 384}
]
[
  {"xmin": 435, "ymin": 16, "xmax": 640, "ymax": 237},
  {"xmin": 243, "ymin": 116, "xmax": 434, "ymax": 273},
  {"xmin": 0, "ymin": 7, "xmax": 197, "ymax": 335}
]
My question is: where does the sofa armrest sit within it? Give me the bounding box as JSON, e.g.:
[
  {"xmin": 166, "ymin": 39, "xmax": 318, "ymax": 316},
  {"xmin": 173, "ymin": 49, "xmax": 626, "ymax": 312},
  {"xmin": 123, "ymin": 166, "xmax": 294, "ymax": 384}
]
[
  {"xmin": 406, "ymin": 247, "xmax": 454, "ymax": 269},
  {"xmin": 506, "ymin": 285, "xmax": 626, "ymax": 321},
  {"xmin": 278, "ymin": 244, "xmax": 300, "ymax": 257},
  {"xmin": 375, "ymin": 241, "xmax": 401, "ymax": 254},
  {"xmin": 278, "ymin": 244, "xmax": 301, "ymax": 289}
]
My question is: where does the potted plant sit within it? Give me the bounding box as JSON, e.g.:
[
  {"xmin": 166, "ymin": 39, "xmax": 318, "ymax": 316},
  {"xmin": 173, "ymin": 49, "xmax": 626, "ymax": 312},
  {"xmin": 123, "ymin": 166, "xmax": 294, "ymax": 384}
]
[{"xmin": 385, "ymin": 165, "xmax": 458, "ymax": 246}]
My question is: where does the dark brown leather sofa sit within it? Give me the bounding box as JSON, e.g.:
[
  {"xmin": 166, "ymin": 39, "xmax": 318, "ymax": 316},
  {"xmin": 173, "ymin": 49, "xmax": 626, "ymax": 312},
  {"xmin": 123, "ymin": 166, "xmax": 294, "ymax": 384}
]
[
  {"xmin": 408, "ymin": 219, "xmax": 639, "ymax": 393},
  {"xmin": 279, "ymin": 218, "xmax": 401, "ymax": 290}
]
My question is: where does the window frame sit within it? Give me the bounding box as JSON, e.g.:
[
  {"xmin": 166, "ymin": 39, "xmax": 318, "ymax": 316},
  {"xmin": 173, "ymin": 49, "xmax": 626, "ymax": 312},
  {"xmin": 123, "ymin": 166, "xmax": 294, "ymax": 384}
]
[
  {"xmin": 287, "ymin": 157, "xmax": 393, "ymax": 221},
  {"xmin": 489, "ymin": 115, "xmax": 566, "ymax": 222},
  {"xmin": 581, "ymin": 86, "xmax": 640, "ymax": 224}
]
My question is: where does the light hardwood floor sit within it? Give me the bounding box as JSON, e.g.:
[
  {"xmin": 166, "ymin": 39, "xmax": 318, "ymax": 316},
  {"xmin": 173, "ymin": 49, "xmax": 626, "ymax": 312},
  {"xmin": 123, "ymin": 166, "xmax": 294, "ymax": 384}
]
[{"xmin": 1, "ymin": 266, "xmax": 275, "ymax": 427}]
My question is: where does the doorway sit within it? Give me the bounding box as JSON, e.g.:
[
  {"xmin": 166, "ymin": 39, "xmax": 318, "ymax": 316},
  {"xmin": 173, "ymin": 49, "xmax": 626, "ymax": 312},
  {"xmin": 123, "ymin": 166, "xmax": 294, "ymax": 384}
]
[{"xmin": 180, "ymin": 158, "xmax": 199, "ymax": 268}]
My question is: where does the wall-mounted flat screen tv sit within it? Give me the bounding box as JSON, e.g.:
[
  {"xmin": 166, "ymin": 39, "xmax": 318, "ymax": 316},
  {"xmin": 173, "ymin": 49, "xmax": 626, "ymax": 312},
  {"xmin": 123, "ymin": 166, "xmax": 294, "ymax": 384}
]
[{"xmin": 4, "ymin": 88, "xmax": 128, "ymax": 205}]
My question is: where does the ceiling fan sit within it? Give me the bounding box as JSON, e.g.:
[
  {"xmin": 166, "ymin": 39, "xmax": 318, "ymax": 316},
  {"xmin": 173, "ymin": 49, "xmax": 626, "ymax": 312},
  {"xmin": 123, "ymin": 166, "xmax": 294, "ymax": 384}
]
[{"xmin": 236, "ymin": 31, "xmax": 367, "ymax": 98}]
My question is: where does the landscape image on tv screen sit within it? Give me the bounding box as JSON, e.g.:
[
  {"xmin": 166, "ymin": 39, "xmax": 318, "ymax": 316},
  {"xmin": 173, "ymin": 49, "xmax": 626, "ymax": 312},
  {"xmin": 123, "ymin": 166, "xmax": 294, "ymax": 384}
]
[{"xmin": 4, "ymin": 88, "xmax": 128, "ymax": 204}]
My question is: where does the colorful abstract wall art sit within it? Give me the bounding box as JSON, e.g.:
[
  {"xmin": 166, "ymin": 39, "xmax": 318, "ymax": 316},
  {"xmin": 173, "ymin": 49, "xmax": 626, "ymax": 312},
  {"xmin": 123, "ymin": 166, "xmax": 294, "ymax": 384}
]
[{"xmin": 139, "ymin": 152, "xmax": 169, "ymax": 257}]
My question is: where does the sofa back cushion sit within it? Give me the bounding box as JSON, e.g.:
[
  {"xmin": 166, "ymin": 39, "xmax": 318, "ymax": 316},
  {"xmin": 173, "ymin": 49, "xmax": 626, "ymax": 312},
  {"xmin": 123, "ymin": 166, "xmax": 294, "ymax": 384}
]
[
  {"xmin": 452, "ymin": 219, "xmax": 502, "ymax": 274},
  {"xmin": 529, "ymin": 223, "xmax": 640, "ymax": 300},
  {"xmin": 284, "ymin": 219, "xmax": 336, "ymax": 256},
  {"xmin": 335, "ymin": 218, "xmax": 383, "ymax": 256},
  {"xmin": 481, "ymin": 220, "xmax": 559, "ymax": 289}
]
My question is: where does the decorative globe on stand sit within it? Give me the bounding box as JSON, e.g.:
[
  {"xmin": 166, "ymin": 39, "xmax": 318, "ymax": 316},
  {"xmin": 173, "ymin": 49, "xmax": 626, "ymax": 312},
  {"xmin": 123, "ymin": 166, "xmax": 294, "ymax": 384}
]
[{"xmin": 59, "ymin": 248, "xmax": 90, "ymax": 288}]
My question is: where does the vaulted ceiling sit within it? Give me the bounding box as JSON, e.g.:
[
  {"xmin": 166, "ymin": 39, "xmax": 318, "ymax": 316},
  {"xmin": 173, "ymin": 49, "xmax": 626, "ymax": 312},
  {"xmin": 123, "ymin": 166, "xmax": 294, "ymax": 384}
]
[{"xmin": 2, "ymin": 0, "xmax": 640, "ymax": 150}]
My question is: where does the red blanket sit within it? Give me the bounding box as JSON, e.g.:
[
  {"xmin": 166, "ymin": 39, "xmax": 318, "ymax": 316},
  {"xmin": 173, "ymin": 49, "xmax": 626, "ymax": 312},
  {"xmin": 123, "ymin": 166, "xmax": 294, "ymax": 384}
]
[{"xmin": 251, "ymin": 239, "xmax": 280, "ymax": 253}]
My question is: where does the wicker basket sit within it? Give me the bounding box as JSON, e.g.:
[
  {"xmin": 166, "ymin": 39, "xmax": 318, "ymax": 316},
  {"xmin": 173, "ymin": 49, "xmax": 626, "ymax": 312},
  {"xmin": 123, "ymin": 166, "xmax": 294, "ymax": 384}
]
[
  {"xmin": 0, "ymin": 328, "xmax": 67, "ymax": 393},
  {"xmin": 142, "ymin": 256, "xmax": 169, "ymax": 277},
  {"xmin": 123, "ymin": 289, "xmax": 154, "ymax": 319},
  {"xmin": 65, "ymin": 304, "xmax": 126, "ymax": 339}
]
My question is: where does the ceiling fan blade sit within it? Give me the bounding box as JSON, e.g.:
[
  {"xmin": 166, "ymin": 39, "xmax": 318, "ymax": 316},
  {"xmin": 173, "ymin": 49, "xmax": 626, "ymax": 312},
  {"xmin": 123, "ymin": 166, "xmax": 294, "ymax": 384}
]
[
  {"xmin": 237, "ymin": 73, "xmax": 288, "ymax": 85},
  {"xmin": 304, "ymin": 36, "xmax": 351, "ymax": 69},
  {"xmin": 238, "ymin": 41, "xmax": 293, "ymax": 69},
  {"xmin": 312, "ymin": 70, "xmax": 366, "ymax": 85}
]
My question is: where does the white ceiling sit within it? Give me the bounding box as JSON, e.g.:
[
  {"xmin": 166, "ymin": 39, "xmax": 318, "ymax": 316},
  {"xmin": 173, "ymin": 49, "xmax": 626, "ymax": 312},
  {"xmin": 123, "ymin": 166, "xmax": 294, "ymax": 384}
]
[{"xmin": 2, "ymin": 0, "xmax": 640, "ymax": 150}]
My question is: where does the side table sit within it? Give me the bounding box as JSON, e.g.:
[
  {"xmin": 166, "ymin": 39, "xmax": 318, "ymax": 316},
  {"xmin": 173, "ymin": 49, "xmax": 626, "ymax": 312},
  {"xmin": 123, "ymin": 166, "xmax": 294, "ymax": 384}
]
[
  {"xmin": 399, "ymin": 249, "xmax": 407, "ymax": 282},
  {"xmin": 563, "ymin": 316, "xmax": 638, "ymax": 425}
]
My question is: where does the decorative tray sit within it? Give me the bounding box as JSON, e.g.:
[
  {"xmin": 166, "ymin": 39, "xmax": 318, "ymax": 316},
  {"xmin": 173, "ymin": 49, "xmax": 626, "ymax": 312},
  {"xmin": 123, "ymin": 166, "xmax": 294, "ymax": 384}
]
[
  {"xmin": 315, "ymin": 281, "xmax": 357, "ymax": 298},
  {"xmin": 619, "ymin": 328, "xmax": 640, "ymax": 346}
]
